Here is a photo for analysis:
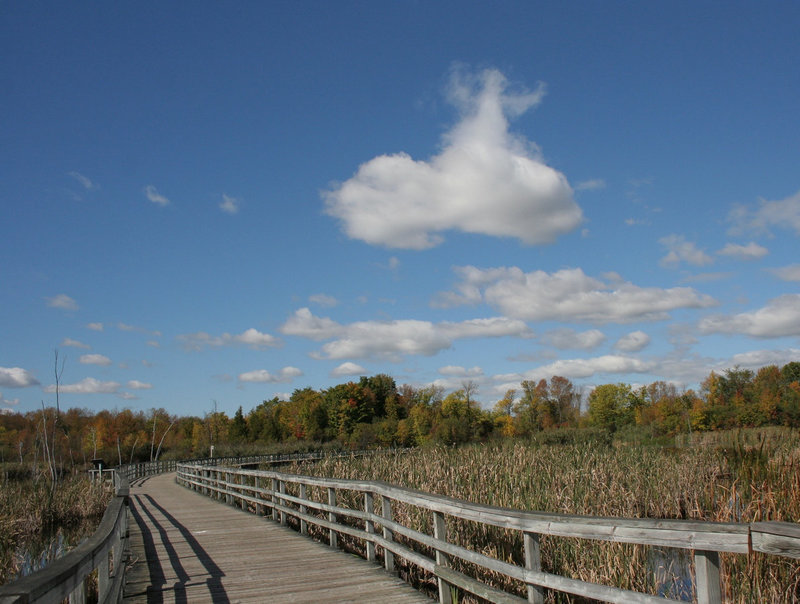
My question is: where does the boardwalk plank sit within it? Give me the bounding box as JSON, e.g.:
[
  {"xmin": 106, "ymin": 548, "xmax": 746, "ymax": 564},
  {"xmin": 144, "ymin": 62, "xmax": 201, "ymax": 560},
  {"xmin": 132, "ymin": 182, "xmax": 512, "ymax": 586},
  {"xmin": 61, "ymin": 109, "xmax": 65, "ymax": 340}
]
[{"xmin": 123, "ymin": 472, "xmax": 431, "ymax": 603}]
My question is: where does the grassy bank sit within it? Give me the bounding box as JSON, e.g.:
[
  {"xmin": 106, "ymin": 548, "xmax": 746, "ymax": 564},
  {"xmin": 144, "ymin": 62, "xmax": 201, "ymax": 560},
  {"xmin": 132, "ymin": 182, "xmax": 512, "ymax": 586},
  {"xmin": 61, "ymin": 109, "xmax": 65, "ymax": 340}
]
[
  {"xmin": 285, "ymin": 427, "xmax": 799, "ymax": 602},
  {"xmin": 0, "ymin": 474, "xmax": 112, "ymax": 585}
]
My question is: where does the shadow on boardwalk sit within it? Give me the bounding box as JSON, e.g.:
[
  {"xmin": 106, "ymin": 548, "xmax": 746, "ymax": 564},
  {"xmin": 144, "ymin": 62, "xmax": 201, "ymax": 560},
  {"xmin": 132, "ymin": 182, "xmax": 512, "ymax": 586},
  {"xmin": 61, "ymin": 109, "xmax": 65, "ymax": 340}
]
[{"xmin": 123, "ymin": 472, "xmax": 430, "ymax": 603}]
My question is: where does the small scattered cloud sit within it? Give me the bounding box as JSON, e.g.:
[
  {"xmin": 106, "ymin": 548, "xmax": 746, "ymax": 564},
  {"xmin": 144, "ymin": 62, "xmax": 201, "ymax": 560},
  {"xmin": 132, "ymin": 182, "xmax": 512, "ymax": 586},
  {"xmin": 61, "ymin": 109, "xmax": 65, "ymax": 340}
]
[
  {"xmin": 46, "ymin": 294, "xmax": 79, "ymax": 311},
  {"xmin": 543, "ymin": 328, "xmax": 606, "ymax": 350},
  {"xmin": 324, "ymin": 66, "xmax": 582, "ymax": 249},
  {"xmin": 44, "ymin": 377, "xmax": 120, "ymax": 394},
  {"xmin": 331, "ymin": 362, "xmax": 367, "ymax": 377},
  {"xmin": 238, "ymin": 367, "xmax": 303, "ymax": 383},
  {"xmin": 767, "ymin": 264, "xmax": 800, "ymax": 282},
  {"xmin": 434, "ymin": 266, "xmax": 716, "ymax": 323},
  {"xmin": 62, "ymin": 338, "xmax": 90, "ymax": 349},
  {"xmin": 126, "ymin": 380, "xmax": 153, "ymax": 390},
  {"xmin": 716, "ymin": 242, "xmax": 768, "ymax": 261},
  {"xmin": 68, "ymin": 171, "xmax": 98, "ymax": 190},
  {"xmin": 178, "ymin": 328, "xmax": 281, "ymax": 351},
  {"xmin": 699, "ymin": 294, "xmax": 800, "ymax": 338},
  {"xmin": 144, "ymin": 185, "xmax": 170, "ymax": 206},
  {"xmin": 727, "ymin": 189, "xmax": 800, "ymax": 237},
  {"xmin": 87, "ymin": 322, "xmax": 104, "ymax": 331},
  {"xmin": 615, "ymin": 330, "xmax": 651, "ymax": 352},
  {"xmin": 309, "ymin": 294, "xmax": 338, "ymax": 307},
  {"xmin": 0, "ymin": 367, "xmax": 40, "ymax": 388},
  {"xmin": 219, "ymin": 194, "xmax": 239, "ymax": 214},
  {"xmin": 659, "ymin": 235, "xmax": 713, "ymax": 268},
  {"xmin": 117, "ymin": 323, "xmax": 161, "ymax": 337},
  {"xmin": 79, "ymin": 354, "xmax": 112, "ymax": 366},
  {"xmin": 438, "ymin": 365, "xmax": 483, "ymax": 377},
  {"xmin": 575, "ymin": 179, "xmax": 605, "ymax": 191},
  {"xmin": 0, "ymin": 392, "xmax": 21, "ymax": 408}
]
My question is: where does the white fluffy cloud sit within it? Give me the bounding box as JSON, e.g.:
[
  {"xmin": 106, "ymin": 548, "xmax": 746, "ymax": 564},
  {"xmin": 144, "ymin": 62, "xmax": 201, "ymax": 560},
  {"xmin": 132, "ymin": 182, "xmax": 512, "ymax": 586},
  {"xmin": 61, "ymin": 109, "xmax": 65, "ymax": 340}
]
[
  {"xmin": 0, "ymin": 367, "xmax": 40, "ymax": 388},
  {"xmin": 280, "ymin": 308, "xmax": 529, "ymax": 361},
  {"xmin": 728, "ymin": 189, "xmax": 800, "ymax": 236},
  {"xmin": 544, "ymin": 328, "xmax": 606, "ymax": 350},
  {"xmin": 659, "ymin": 235, "xmax": 713, "ymax": 268},
  {"xmin": 45, "ymin": 377, "xmax": 120, "ymax": 394},
  {"xmin": 46, "ymin": 294, "xmax": 79, "ymax": 311},
  {"xmin": 331, "ymin": 362, "xmax": 367, "ymax": 377},
  {"xmin": 324, "ymin": 67, "xmax": 582, "ymax": 249},
  {"xmin": 178, "ymin": 328, "xmax": 281, "ymax": 351},
  {"xmin": 699, "ymin": 294, "xmax": 800, "ymax": 338},
  {"xmin": 238, "ymin": 367, "xmax": 303, "ymax": 383},
  {"xmin": 435, "ymin": 266, "xmax": 716, "ymax": 323},
  {"xmin": 615, "ymin": 330, "xmax": 651, "ymax": 352},
  {"xmin": 716, "ymin": 242, "xmax": 768, "ymax": 260},
  {"xmin": 80, "ymin": 354, "xmax": 112, "ymax": 366},
  {"xmin": 87, "ymin": 322, "xmax": 104, "ymax": 331}
]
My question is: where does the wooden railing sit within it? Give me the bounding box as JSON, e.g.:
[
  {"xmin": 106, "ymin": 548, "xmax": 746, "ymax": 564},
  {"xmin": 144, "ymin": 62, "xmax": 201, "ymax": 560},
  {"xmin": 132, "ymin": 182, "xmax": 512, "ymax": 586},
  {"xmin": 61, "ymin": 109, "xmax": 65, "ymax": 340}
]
[
  {"xmin": 0, "ymin": 473, "xmax": 130, "ymax": 604},
  {"xmin": 177, "ymin": 462, "xmax": 800, "ymax": 604}
]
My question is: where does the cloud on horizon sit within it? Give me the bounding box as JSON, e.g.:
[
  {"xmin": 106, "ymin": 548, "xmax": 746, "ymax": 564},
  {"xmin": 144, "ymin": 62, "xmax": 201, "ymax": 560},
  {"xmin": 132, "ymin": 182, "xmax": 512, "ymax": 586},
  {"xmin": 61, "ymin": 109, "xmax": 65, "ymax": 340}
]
[{"xmin": 324, "ymin": 67, "xmax": 582, "ymax": 249}]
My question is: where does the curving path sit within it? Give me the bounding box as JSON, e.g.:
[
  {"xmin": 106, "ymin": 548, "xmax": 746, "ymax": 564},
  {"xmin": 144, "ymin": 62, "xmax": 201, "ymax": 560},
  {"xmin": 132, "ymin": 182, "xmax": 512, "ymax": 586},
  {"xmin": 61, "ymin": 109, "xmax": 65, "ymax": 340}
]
[{"xmin": 123, "ymin": 472, "xmax": 430, "ymax": 603}]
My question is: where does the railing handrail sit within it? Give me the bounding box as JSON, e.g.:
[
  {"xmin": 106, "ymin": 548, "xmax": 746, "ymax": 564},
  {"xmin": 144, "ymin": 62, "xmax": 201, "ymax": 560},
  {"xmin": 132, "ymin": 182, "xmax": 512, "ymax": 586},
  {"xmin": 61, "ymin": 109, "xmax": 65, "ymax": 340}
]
[
  {"xmin": 0, "ymin": 473, "xmax": 129, "ymax": 604},
  {"xmin": 176, "ymin": 461, "xmax": 800, "ymax": 604}
]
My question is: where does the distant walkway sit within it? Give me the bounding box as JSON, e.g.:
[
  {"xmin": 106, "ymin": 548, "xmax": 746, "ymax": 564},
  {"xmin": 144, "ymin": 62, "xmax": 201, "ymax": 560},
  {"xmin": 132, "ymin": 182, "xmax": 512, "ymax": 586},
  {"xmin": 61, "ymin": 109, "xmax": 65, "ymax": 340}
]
[{"xmin": 123, "ymin": 472, "xmax": 430, "ymax": 603}]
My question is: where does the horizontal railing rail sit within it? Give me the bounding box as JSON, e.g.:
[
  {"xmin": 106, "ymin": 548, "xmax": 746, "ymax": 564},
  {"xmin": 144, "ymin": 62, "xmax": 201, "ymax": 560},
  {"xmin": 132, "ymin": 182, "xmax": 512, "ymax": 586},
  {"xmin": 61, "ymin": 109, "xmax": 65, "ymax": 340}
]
[
  {"xmin": 177, "ymin": 461, "xmax": 800, "ymax": 604},
  {"xmin": 0, "ymin": 473, "xmax": 130, "ymax": 604}
]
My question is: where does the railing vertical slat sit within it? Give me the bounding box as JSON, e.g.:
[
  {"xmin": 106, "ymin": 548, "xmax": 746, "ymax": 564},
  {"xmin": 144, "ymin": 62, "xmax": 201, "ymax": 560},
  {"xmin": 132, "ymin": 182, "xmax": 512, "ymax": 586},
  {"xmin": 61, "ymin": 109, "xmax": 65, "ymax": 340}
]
[
  {"xmin": 382, "ymin": 496, "xmax": 395, "ymax": 573},
  {"xmin": 695, "ymin": 550, "xmax": 722, "ymax": 604},
  {"xmin": 271, "ymin": 478, "xmax": 279, "ymax": 521},
  {"xmin": 365, "ymin": 491, "xmax": 376, "ymax": 562},
  {"xmin": 300, "ymin": 483, "xmax": 308, "ymax": 535},
  {"xmin": 524, "ymin": 531, "xmax": 544, "ymax": 604},
  {"xmin": 433, "ymin": 510, "xmax": 453, "ymax": 604},
  {"xmin": 328, "ymin": 487, "xmax": 338, "ymax": 548},
  {"xmin": 279, "ymin": 480, "xmax": 287, "ymax": 525}
]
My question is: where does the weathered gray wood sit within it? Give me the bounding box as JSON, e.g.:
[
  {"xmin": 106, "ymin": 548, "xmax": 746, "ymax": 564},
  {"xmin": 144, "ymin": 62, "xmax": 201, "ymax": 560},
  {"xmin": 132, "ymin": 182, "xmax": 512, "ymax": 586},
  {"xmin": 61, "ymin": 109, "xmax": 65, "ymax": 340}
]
[
  {"xmin": 435, "ymin": 565, "xmax": 525, "ymax": 604},
  {"xmin": 382, "ymin": 496, "xmax": 395, "ymax": 573},
  {"xmin": 176, "ymin": 460, "xmax": 800, "ymax": 604},
  {"xmin": 524, "ymin": 531, "xmax": 544, "ymax": 604},
  {"xmin": 694, "ymin": 550, "xmax": 721, "ymax": 604},
  {"xmin": 365, "ymin": 492, "xmax": 376, "ymax": 562},
  {"xmin": 123, "ymin": 473, "xmax": 429, "ymax": 603},
  {"xmin": 751, "ymin": 521, "xmax": 800, "ymax": 559},
  {"xmin": 433, "ymin": 511, "xmax": 452, "ymax": 604},
  {"xmin": 328, "ymin": 486, "xmax": 338, "ymax": 548}
]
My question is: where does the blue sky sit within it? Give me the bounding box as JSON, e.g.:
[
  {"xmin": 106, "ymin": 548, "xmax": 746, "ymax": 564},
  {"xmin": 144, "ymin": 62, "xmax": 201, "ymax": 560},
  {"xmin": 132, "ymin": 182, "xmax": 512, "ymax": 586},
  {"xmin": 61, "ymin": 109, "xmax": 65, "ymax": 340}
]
[{"xmin": 2, "ymin": 2, "xmax": 799, "ymax": 417}]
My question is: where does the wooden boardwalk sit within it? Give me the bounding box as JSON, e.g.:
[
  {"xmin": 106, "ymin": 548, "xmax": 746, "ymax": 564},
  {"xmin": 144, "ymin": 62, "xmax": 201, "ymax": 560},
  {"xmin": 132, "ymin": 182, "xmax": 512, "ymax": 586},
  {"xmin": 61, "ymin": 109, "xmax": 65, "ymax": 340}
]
[{"xmin": 123, "ymin": 472, "xmax": 431, "ymax": 603}]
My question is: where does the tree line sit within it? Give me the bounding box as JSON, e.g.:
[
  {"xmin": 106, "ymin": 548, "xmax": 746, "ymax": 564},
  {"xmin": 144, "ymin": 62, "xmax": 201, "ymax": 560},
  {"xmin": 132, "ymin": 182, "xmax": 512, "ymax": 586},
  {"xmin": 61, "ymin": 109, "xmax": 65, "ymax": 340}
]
[{"xmin": 2, "ymin": 362, "xmax": 799, "ymax": 470}]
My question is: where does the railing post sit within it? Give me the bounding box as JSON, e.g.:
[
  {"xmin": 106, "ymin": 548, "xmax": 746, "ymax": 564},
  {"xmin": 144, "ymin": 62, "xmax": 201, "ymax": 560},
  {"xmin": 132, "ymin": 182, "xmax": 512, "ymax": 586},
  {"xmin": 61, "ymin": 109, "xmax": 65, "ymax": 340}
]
[
  {"xmin": 433, "ymin": 510, "xmax": 452, "ymax": 604},
  {"xmin": 68, "ymin": 578, "xmax": 86, "ymax": 604},
  {"xmin": 524, "ymin": 531, "xmax": 544, "ymax": 603},
  {"xmin": 382, "ymin": 496, "xmax": 395, "ymax": 573},
  {"xmin": 299, "ymin": 483, "xmax": 308, "ymax": 535},
  {"xmin": 255, "ymin": 476, "xmax": 263, "ymax": 516},
  {"xmin": 695, "ymin": 550, "xmax": 722, "ymax": 604},
  {"xmin": 279, "ymin": 480, "xmax": 287, "ymax": 525},
  {"xmin": 97, "ymin": 548, "xmax": 110, "ymax": 600},
  {"xmin": 226, "ymin": 471, "xmax": 232, "ymax": 505},
  {"xmin": 272, "ymin": 478, "xmax": 279, "ymax": 521},
  {"xmin": 328, "ymin": 487, "xmax": 338, "ymax": 548},
  {"xmin": 364, "ymin": 492, "xmax": 376, "ymax": 562}
]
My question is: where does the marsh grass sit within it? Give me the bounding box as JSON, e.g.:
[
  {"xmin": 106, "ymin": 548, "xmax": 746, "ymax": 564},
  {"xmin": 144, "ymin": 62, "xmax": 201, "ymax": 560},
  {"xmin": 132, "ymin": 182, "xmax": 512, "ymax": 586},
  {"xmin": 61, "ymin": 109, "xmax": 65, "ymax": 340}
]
[
  {"xmin": 0, "ymin": 473, "xmax": 112, "ymax": 585},
  {"xmin": 284, "ymin": 428, "xmax": 800, "ymax": 602}
]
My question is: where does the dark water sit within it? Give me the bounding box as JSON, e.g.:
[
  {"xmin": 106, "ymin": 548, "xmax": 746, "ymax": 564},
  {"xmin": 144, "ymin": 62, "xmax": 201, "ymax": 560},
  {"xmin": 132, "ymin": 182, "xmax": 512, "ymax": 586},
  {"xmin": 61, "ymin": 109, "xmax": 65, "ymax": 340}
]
[{"xmin": 649, "ymin": 547, "xmax": 693, "ymax": 601}]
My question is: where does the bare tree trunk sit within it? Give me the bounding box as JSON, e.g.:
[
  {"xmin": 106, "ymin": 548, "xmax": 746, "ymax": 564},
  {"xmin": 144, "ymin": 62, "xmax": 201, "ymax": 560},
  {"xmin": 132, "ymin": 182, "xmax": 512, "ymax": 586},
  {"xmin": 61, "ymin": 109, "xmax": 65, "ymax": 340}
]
[
  {"xmin": 129, "ymin": 436, "xmax": 139, "ymax": 465},
  {"xmin": 154, "ymin": 421, "xmax": 175, "ymax": 461}
]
